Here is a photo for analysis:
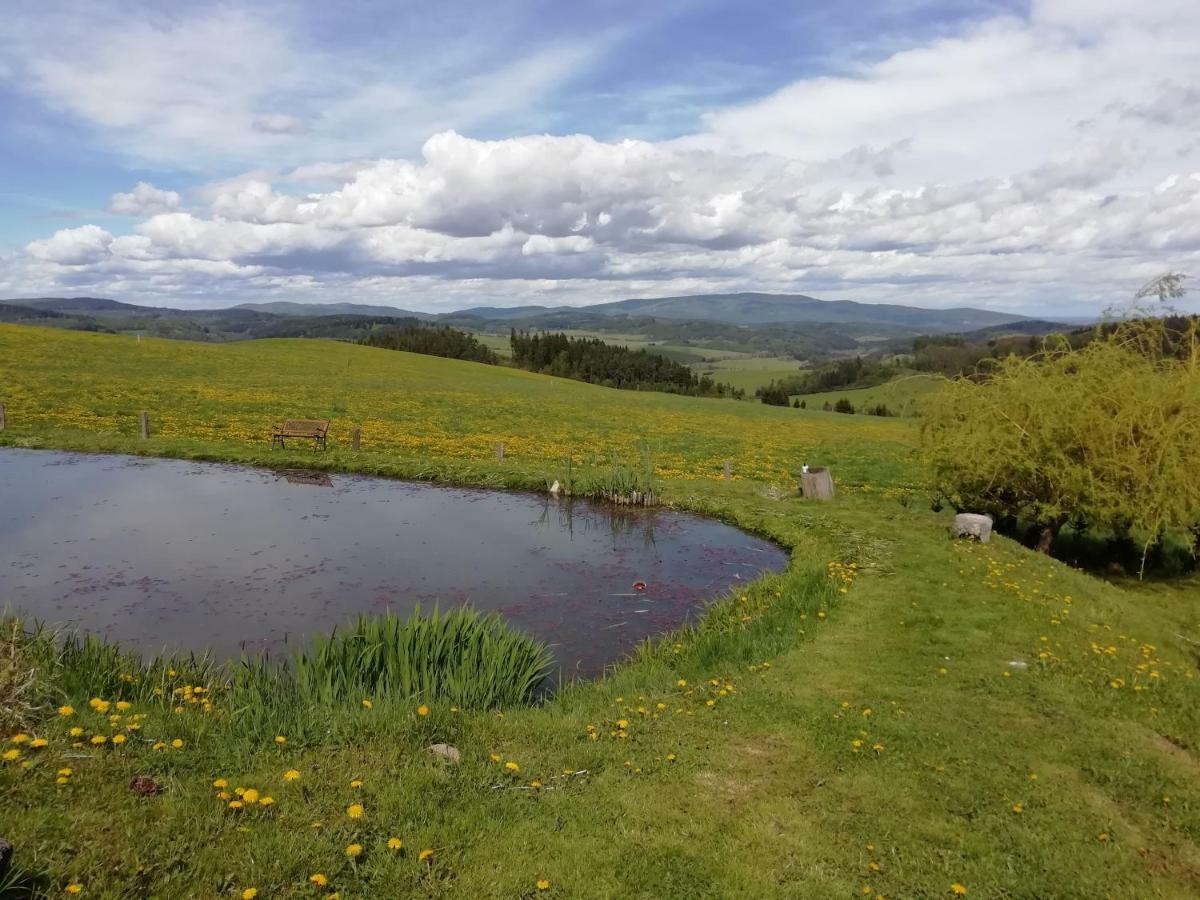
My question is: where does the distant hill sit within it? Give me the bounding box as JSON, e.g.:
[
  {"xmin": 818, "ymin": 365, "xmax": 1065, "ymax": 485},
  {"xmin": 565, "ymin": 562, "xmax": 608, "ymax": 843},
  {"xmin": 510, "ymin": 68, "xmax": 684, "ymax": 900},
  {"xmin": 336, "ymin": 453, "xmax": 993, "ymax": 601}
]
[
  {"xmin": 235, "ymin": 301, "xmax": 430, "ymax": 319},
  {"xmin": 575, "ymin": 292, "xmax": 1032, "ymax": 331},
  {"xmin": 3, "ymin": 296, "xmax": 142, "ymax": 313}
]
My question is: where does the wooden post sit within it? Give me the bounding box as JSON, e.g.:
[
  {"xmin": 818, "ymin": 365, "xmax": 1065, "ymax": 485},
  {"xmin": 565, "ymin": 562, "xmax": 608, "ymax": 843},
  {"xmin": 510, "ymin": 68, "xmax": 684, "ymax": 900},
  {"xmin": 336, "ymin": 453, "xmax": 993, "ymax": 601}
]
[
  {"xmin": 139, "ymin": 411, "xmax": 150, "ymax": 439},
  {"xmin": 0, "ymin": 402, "xmax": 5, "ymax": 432},
  {"xmin": 351, "ymin": 428, "xmax": 361, "ymax": 452},
  {"xmin": 723, "ymin": 460, "xmax": 731, "ymax": 481},
  {"xmin": 496, "ymin": 442, "xmax": 505, "ymax": 461},
  {"xmin": 800, "ymin": 467, "xmax": 835, "ymax": 501}
]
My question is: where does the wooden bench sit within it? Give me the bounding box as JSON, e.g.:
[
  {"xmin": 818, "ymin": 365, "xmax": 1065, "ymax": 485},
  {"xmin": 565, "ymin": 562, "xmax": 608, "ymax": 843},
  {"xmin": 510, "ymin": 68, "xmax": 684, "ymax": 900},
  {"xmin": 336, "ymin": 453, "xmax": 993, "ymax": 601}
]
[{"xmin": 271, "ymin": 418, "xmax": 330, "ymax": 450}]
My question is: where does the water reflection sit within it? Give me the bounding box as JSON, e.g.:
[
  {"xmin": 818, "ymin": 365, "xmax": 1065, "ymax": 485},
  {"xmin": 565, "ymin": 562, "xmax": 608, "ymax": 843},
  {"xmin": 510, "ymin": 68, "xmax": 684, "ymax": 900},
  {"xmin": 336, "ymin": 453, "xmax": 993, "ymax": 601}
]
[{"xmin": 0, "ymin": 449, "xmax": 787, "ymax": 676}]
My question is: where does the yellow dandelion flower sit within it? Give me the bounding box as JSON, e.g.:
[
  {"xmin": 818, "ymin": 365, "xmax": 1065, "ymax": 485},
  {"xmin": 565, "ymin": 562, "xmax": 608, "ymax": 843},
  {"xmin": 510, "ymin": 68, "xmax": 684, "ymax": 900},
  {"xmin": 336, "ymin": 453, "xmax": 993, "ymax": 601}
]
[
  {"xmin": 676, "ymin": 679, "xmax": 687, "ymax": 687},
  {"xmin": 283, "ymin": 769, "xmax": 300, "ymax": 781},
  {"xmin": 417, "ymin": 704, "xmax": 429, "ymax": 716},
  {"xmin": 274, "ymin": 735, "xmax": 286, "ymax": 744},
  {"xmin": 65, "ymin": 884, "xmax": 83, "ymax": 894},
  {"xmin": 152, "ymin": 741, "xmax": 166, "ymax": 751},
  {"xmin": 309, "ymin": 874, "xmax": 328, "ymax": 886},
  {"xmin": 537, "ymin": 879, "xmax": 551, "ymax": 891},
  {"xmin": 258, "ymin": 796, "xmax": 275, "ymax": 807},
  {"xmin": 10, "ymin": 734, "xmax": 29, "ymax": 744},
  {"xmin": 58, "ymin": 767, "xmax": 73, "ymax": 777},
  {"xmin": 2, "ymin": 749, "xmax": 21, "ymax": 762},
  {"xmin": 58, "ymin": 706, "xmax": 75, "ymax": 717},
  {"xmin": 387, "ymin": 837, "xmax": 403, "ymax": 851},
  {"xmin": 111, "ymin": 734, "xmax": 126, "ymax": 746},
  {"xmin": 213, "ymin": 778, "xmax": 229, "ymax": 789},
  {"xmin": 30, "ymin": 738, "xmax": 48, "ymax": 749},
  {"xmin": 241, "ymin": 889, "xmax": 258, "ymax": 899},
  {"xmin": 951, "ymin": 884, "xmax": 968, "ymax": 896},
  {"xmin": 347, "ymin": 803, "xmax": 364, "ymax": 819},
  {"xmin": 228, "ymin": 800, "xmax": 244, "ymax": 810},
  {"xmin": 350, "ymin": 779, "xmax": 363, "ymax": 789},
  {"xmin": 242, "ymin": 788, "xmax": 260, "ymax": 804},
  {"xmin": 69, "ymin": 727, "xmax": 84, "ymax": 737},
  {"xmin": 89, "ymin": 735, "xmax": 107, "ymax": 746},
  {"xmin": 505, "ymin": 761, "xmax": 520, "ymax": 773},
  {"xmin": 361, "ymin": 699, "xmax": 373, "ymax": 709},
  {"xmin": 171, "ymin": 739, "xmax": 184, "ymax": 749},
  {"xmin": 489, "ymin": 753, "xmax": 501, "ymax": 763},
  {"xmin": 418, "ymin": 849, "xmax": 434, "ymax": 861},
  {"xmin": 115, "ymin": 701, "xmax": 131, "ymax": 711},
  {"xmin": 345, "ymin": 843, "xmax": 363, "ymax": 858},
  {"xmin": 530, "ymin": 780, "xmax": 542, "ymax": 789}
]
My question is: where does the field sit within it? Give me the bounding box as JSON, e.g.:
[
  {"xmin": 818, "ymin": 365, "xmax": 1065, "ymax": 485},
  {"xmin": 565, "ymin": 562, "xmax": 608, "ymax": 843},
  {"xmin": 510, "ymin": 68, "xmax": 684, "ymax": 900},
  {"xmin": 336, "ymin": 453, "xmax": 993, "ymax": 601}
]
[
  {"xmin": 796, "ymin": 374, "xmax": 943, "ymax": 417},
  {"xmin": 1, "ymin": 322, "xmax": 1198, "ymax": 899}
]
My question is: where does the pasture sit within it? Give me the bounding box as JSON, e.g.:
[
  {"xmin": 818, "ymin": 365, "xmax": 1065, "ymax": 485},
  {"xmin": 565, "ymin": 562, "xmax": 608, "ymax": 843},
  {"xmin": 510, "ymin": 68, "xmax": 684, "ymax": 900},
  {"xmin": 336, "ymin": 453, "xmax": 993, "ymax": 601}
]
[{"xmin": 0, "ymin": 323, "xmax": 1197, "ymax": 899}]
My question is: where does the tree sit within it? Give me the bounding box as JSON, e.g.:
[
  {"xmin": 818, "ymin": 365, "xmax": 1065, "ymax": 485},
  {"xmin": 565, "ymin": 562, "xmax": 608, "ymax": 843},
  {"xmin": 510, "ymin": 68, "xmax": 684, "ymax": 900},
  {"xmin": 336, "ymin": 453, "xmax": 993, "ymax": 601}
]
[{"xmin": 923, "ymin": 318, "xmax": 1200, "ymax": 568}]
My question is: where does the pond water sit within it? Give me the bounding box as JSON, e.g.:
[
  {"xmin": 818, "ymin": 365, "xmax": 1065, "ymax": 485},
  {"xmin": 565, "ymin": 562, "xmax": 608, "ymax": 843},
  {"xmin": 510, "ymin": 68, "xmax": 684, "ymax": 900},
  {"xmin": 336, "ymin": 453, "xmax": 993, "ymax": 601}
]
[{"xmin": 0, "ymin": 449, "xmax": 787, "ymax": 675}]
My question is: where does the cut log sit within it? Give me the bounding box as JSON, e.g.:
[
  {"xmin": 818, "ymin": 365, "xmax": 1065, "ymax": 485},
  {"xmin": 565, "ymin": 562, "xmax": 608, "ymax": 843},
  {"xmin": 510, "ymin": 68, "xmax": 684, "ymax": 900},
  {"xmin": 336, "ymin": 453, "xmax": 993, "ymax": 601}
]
[
  {"xmin": 800, "ymin": 467, "xmax": 835, "ymax": 501},
  {"xmin": 951, "ymin": 513, "xmax": 993, "ymax": 543}
]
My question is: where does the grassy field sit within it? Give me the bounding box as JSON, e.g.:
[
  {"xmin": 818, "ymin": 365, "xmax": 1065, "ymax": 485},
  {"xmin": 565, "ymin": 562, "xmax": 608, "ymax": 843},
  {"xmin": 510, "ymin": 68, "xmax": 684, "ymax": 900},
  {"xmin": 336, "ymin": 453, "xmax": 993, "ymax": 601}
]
[
  {"xmin": 1, "ymin": 323, "xmax": 1198, "ymax": 899},
  {"xmin": 796, "ymin": 374, "xmax": 943, "ymax": 417}
]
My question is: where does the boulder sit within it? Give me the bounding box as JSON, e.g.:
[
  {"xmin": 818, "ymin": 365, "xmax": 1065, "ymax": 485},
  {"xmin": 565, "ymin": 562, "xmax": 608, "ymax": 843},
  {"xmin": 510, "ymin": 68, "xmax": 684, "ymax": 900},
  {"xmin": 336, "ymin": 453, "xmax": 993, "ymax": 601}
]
[
  {"xmin": 427, "ymin": 743, "xmax": 461, "ymax": 764},
  {"xmin": 951, "ymin": 513, "xmax": 993, "ymax": 542}
]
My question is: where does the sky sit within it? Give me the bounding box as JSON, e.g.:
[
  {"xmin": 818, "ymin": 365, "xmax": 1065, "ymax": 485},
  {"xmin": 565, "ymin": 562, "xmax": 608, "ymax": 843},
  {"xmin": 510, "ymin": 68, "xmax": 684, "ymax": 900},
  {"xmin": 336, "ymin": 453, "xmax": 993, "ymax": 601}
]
[{"xmin": 1, "ymin": 0, "xmax": 1198, "ymax": 316}]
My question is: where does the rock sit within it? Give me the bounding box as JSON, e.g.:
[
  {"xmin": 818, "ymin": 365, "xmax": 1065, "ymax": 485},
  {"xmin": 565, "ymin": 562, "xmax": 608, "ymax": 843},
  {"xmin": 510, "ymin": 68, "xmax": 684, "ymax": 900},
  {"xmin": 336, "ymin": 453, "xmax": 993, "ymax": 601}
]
[
  {"xmin": 951, "ymin": 513, "xmax": 993, "ymax": 542},
  {"xmin": 128, "ymin": 775, "xmax": 163, "ymax": 796},
  {"xmin": 427, "ymin": 743, "xmax": 461, "ymax": 764},
  {"xmin": 0, "ymin": 837, "xmax": 12, "ymax": 879}
]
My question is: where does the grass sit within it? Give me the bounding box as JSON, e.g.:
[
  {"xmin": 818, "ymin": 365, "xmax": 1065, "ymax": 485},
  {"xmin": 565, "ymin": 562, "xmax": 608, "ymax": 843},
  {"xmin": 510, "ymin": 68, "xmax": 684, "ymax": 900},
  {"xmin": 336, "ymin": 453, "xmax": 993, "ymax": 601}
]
[
  {"xmin": 795, "ymin": 373, "xmax": 943, "ymax": 417},
  {"xmin": 1, "ymin": 322, "xmax": 1198, "ymax": 898}
]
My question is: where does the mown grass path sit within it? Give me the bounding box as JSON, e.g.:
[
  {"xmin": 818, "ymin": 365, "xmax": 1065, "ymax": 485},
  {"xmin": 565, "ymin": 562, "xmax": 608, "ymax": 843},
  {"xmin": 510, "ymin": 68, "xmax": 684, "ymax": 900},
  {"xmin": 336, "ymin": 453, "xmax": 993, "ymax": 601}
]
[{"xmin": 0, "ymin": 324, "xmax": 1197, "ymax": 898}]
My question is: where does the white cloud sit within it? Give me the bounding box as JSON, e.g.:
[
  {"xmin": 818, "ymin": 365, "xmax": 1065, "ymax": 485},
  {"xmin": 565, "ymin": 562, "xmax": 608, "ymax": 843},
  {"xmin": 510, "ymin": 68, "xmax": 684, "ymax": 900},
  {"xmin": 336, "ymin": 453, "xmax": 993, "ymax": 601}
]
[
  {"xmin": 109, "ymin": 181, "xmax": 182, "ymax": 216},
  {"xmin": 8, "ymin": 0, "xmax": 1200, "ymax": 316}
]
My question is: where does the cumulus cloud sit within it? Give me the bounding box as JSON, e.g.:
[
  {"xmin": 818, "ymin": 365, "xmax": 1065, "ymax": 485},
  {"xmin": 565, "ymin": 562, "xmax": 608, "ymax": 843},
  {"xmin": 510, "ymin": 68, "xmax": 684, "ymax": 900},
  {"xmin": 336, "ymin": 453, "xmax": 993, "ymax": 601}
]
[
  {"xmin": 8, "ymin": 0, "xmax": 1200, "ymax": 315},
  {"xmin": 109, "ymin": 181, "xmax": 182, "ymax": 216}
]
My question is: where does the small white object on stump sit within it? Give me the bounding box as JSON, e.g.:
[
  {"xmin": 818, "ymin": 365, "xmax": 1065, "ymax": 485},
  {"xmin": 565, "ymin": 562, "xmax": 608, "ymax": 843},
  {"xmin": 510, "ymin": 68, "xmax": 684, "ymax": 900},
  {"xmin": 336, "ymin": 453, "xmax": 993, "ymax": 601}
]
[
  {"xmin": 951, "ymin": 513, "xmax": 993, "ymax": 542},
  {"xmin": 799, "ymin": 467, "xmax": 835, "ymax": 501}
]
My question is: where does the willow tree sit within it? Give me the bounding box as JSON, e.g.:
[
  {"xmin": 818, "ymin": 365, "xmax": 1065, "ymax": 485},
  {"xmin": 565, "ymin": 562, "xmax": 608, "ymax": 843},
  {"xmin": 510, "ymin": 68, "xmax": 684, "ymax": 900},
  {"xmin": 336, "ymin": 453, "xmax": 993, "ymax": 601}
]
[{"xmin": 922, "ymin": 319, "xmax": 1200, "ymax": 570}]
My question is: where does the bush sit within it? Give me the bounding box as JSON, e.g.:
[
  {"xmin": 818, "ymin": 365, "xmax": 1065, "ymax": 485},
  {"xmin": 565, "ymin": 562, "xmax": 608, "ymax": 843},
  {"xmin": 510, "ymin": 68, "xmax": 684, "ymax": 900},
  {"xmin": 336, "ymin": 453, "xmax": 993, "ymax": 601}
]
[
  {"xmin": 833, "ymin": 398, "xmax": 856, "ymax": 414},
  {"xmin": 922, "ymin": 319, "xmax": 1200, "ymax": 569}
]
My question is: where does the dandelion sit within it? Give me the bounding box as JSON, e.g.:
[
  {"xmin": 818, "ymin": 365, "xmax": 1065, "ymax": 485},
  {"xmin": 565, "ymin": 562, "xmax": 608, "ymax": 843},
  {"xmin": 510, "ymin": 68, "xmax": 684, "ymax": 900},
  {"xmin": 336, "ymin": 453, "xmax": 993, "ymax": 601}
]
[
  {"xmin": 228, "ymin": 800, "xmax": 244, "ymax": 810},
  {"xmin": 58, "ymin": 767, "xmax": 72, "ymax": 777},
  {"xmin": 309, "ymin": 874, "xmax": 328, "ymax": 886},
  {"xmin": 65, "ymin": 885, "xmax": 83, "ymax": 894},
  {"xmin": 951, "ymin": 884, "xmax": 968, "ymax": 896},
  {"xmin": 417, "ymin": 704, "xmax": 429, "ymax": 717},
  {"xmin": 505, "ymin": 761, "xmax": 520, "ymax": 773},
  {"xmin": 30, "ymin": 738, "xmax": 48, "ymax": 749},
  {"xmin": 58, "ymin": 706, "xmax": 75, "ymax": 717},
  {"xmin": 677, "ymin": 679, "xmax": 687, "ymax": 687},
  {"xmin": 242, "ymin": 789, "xmax": 260, "ymax": 804},
  {"xmin": 283, "ymin": 769, "xmax": 300, "ymax": 781},
  {"xmin": 666, "ymin": 753, "xmax": 677, "ymax": 762},
  {"xmin": 10, "ymin": 734, "xmax": 29, "ymax": 744},
  {"xmin": 115, "ymin": 701, "xmax": 131, "ymax": 711},
  {"xmin": 2, "ymin": 749, "xmax": 20, "ymax": 762},
  {"xmin": 361, "ymin": 699, "xmax": 373, "ymax": 709},
  {"xmin": 90, "ymin": 735, "xmax": 107, "ymax": 746},
  {"xmin": 111, "ymin": 735, "xmax": 126, "ymax": 746},
  {"xmin": 213, "ymin": 778, "xmax": 229, "ymax": 789},
  {"xmin": 1012, "ymin": 803, "xmax": 1023, "ymax": 813},
  {"xmin": 345, "ymin": 843, "xmax": 363, "ymax": 858},
  {"xmin": 347, "ymin": 803, "xmax": 364, "ymax": 819},
  {"xmin": 259, "ymin": 796, "xmax": 275, "ymax": 807},
  {"xmin": 350, "ymin": 779, "xmax": 363, "ymax": 789},
  {"xmin": 152, "ymin": 742, "xmax": 167, "ymax": 751},
  {"xmin": 387, "ymin": 837, "xmax": 403, "ymax": 851},
  {"xmin": 69, "ymin": 727, "xmax": 84, "ymax": 737},
  {"xmin": 171, "ymin": 739, "xmax": 184, "ymax": 749},
  {"xmin": 530, "ymin": 780, "xmax": 542, "ymax": 789},
  {"xmin": 274, "ymin": 735, "xmax": 286, "ymax": 744},
  {"xmin": 418, "ymin": 849, "xmax": 434, "ymax": 862},
  {"xmin": 537, "ymin": 879, "xmax": 551, "ymax": 891},
  {"xmin": 489, "ymin": 754, "xmax": 501, "ymax": 763},
  {"xmin": 242, "ymin": 889, "xmax": 258, "ymax": 899}
]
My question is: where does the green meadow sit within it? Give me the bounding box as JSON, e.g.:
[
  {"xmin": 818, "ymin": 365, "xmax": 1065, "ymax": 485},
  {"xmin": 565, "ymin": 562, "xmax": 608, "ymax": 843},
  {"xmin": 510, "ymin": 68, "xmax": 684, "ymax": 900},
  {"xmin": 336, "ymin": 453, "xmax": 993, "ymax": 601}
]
[{"xmin": 1, "ymin": 323, "xmax": 1198, "ymax": 899}]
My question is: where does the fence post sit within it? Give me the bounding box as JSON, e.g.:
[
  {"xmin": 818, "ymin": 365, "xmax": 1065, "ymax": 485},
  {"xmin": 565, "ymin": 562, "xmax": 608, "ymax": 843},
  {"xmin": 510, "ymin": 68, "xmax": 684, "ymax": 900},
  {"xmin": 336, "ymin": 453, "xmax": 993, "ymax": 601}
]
[
  {"xmin": 0, "ymin": 402, "xmax": 5, "ymax": 432},
  {"xmin": 496, "ymin": 442, "xmax": 505, "ymax": 461},
  {"xmin": 139, "ymin": 411, "xmax": 150, "ymax": 439},
  {"xmin": 723, "ymin": 459, "xmax": 731, "ymax": 481},
  {"xmin": 351, "ymin": 428, "xmax": 361, "ymax": 452}
]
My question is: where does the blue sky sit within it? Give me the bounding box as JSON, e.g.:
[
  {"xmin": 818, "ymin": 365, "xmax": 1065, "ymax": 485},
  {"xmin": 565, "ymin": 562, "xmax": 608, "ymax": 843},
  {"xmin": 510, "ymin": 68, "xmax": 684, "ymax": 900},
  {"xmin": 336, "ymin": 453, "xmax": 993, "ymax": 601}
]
[{"xmin": 1, "ymin": 0, "xmax": 1198, "ymax": 314}]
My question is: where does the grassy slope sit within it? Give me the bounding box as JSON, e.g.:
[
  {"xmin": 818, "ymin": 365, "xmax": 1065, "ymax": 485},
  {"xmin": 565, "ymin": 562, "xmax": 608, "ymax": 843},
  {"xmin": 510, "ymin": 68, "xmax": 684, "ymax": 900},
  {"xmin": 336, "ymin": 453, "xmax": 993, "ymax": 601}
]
[
  {"xmin": 0, "ymin": 323, "xmax": 1198, "ymax": 899},
  {"xmin": 796, "ymin": 375, "xmax": 943, "ymax": 417}
]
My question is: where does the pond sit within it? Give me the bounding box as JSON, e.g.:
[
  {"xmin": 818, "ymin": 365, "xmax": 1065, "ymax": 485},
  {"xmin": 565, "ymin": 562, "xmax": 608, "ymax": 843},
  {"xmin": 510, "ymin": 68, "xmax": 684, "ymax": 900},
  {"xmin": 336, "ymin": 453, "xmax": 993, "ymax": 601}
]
[{"xmin": 0, "ymin": 449, "xmax": 788, "ymax": 675}]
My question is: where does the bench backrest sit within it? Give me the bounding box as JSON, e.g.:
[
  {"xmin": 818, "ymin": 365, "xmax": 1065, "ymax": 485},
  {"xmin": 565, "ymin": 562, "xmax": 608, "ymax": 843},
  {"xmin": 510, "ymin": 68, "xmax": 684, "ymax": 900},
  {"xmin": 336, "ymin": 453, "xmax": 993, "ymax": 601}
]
[{"xmin": 278, "ymin": 418, "xmax": 330, "ymax": 436}]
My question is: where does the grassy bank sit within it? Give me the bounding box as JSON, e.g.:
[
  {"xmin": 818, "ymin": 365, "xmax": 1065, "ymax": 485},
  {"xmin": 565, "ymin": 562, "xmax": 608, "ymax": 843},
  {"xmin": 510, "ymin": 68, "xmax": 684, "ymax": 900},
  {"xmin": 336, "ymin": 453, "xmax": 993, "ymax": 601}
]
[{"xmin": 1, "ymin": 323, "xmax": 1198, "ymax": 898}]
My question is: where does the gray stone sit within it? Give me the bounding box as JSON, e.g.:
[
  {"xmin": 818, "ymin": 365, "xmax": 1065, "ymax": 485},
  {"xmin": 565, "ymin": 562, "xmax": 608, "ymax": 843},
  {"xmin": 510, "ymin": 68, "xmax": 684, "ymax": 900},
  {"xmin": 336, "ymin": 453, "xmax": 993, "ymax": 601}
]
[
  {"xmin": 427, "ymin": 743, "xmax": 461, "ymax": 764},
  {"xmin": 951, "ymin": 513, "xmax": 993, "ymax": 542}
]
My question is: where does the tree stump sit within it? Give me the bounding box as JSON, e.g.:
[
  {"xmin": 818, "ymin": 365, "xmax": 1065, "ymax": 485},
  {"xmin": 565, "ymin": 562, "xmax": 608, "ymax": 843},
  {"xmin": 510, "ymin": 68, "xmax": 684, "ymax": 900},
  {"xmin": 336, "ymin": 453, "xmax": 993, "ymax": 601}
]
[
  {"xmin": 800, "ymin": 467, "xmax": 835, "ymax": 500},
  {"xmin": 951, "ymin": 513, "xmax": 993, "ymax": 542}
]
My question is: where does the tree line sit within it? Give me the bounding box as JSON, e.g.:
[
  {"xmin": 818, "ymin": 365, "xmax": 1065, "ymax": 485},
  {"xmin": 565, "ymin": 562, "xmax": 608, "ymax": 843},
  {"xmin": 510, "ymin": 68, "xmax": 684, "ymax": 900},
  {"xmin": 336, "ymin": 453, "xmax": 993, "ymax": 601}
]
[
  {"xmin": 360, "ymin": 323, "xmax": 499, "ymax": 364},
  {"xmin": 509, "ymin": 330, "xmax": 744, "ymax": 398}
]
